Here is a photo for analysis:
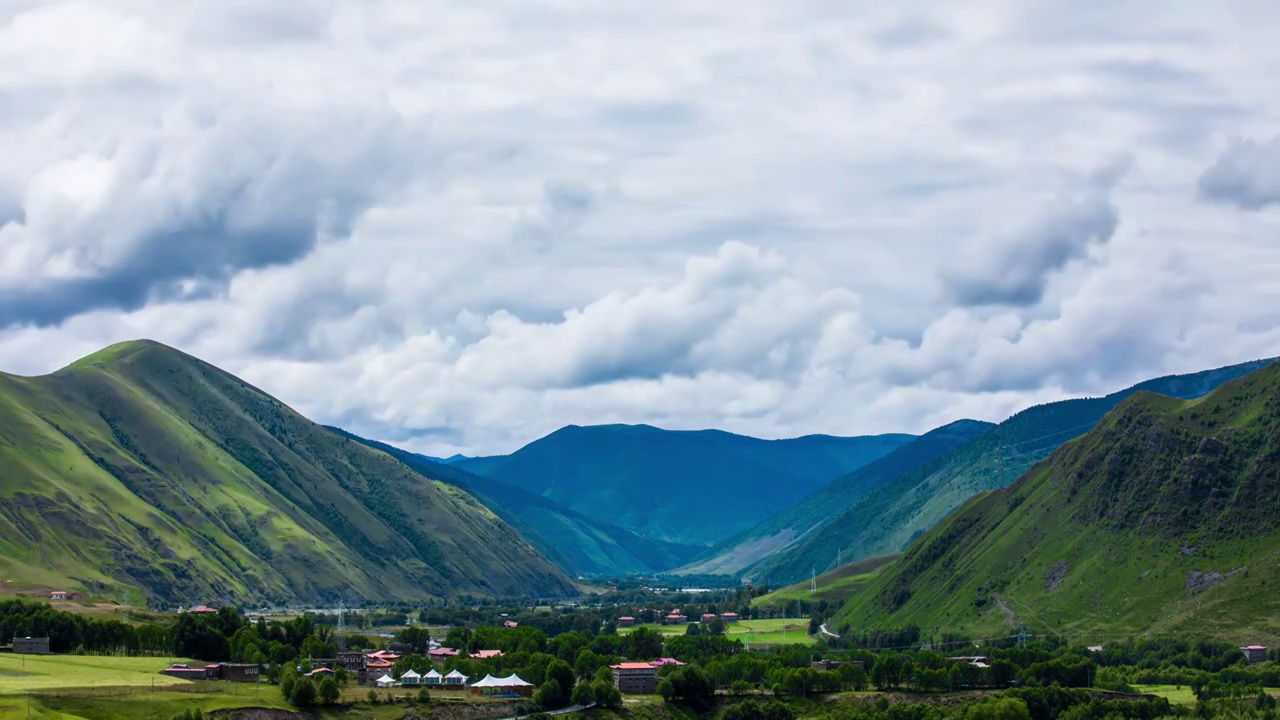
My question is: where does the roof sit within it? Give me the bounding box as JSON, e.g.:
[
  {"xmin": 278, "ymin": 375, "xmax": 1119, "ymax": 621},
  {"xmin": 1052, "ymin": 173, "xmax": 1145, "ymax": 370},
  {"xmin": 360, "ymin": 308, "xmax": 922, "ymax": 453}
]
[
  {"xmin": 472, "ymin": 673, "xmax": 534, "ymax": 688},
  {"xmin": 366, "ymin": 661, "xmax": 393, "ymax": 669},
  {"xmin": 445, "ymin": 669, "xmax": 468, "ymax": 679},
  {"xmin": 611, "ymin": 662, "xmax": 657, "ymax": 670},
  {"xmin": 188, "ymin": 605, "xmax": 218, "ymax": 613},
  {"xmin": 429, "ymin": 647, "xmax": 459, "ymax": 656},
  {"xmin": 722, "ymin": 612, "xmax": 738, "ymax": 617},
  {"xmin": 504, "ymin": 621, "xmax": 518, "ymax": 627},
  {"xmin": 401, "ymin": 669, "xmax": 421, "ymax": 678},
  {"xmin": 649, "ymin": 658, "xmax": 685, "ymax": 666},
  {"xmin": 1242, "ymin": 645, "xmax": 1267, "ymax": 650},
  {"xmin": 425, "ymin": 669, "xmax": 443, "ymax": 678},
  {"xmin": 307, "ymin": 668, "xmax": 334, "ymax": 676},
  {"xmin": 376, "ymin": 674, "xmax": 395, "ymax": 683},
  {"xmin": 473, "ymin": 649, "xmax": 503, "ymax": 658}
]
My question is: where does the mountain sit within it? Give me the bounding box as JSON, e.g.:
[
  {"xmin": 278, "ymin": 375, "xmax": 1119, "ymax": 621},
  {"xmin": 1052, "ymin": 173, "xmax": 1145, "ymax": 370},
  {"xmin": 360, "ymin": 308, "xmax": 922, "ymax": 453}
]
[
  {"xmin": 329, "ymin": 429, "xmax": 704, "ymax": 576},
  {"xmin": 833, "ymin": 361, "xmax": 1280, "ymax": 643},
  {"xmin": 0, "ymin": 340, "xmax": 576, "ymax": 606},
  {"xmin": 454, "ymin": 424, "xmax": 915, "ymax": 546},
  {"xmin": 678, "ymin": 420, "xmax": 995, "ymax": 577},
  {"xmin": 749, "ymin": 358, "xmax": 1275, "ymax": 585}
]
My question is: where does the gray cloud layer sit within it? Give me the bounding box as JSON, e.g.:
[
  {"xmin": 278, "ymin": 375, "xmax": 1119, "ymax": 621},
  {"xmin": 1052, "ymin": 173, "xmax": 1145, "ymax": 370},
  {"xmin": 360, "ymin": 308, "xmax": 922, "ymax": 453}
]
[{"xmin": 1, "ymin": 1, "xmax": 1279, "ymax": 455}]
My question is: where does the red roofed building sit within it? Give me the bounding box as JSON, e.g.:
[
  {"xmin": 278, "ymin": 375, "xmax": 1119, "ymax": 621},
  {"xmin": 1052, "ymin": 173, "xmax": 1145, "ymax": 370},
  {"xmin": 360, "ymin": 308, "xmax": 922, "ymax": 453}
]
[
  {"xmin": 610, "ymin": 662, "xmax": 659, "ymax": 694},
  {"xmin": 1242, "ymin": 645, "xmax": 1268, "ymax": 664},
  {"xmin": 618, "ymin": 616, "xmax": 636, "ymax": 627},
  {"xmin": 188, "ymin": 605, "xmax": 218, "ymax": 614},
  {"xmin": 663, "ymin": 613, "xmax": 687, "ymax": 625},
  {"xmin": 700, "ymin": 613, "xmax": 717, "ymax": 622},
  {"xmin": 722, "ymin": 612, "xmax": 739, "ymax": 623},
  {"xmin": 429, "ymin": 647, "xmax": 459, "ymax": 664},
  {"xmin": 649, "ymin": 657, "xmax": 685, "ymax": 667},
  {"xmin": 504, "ymin": 621, "xmax": 518, "ymax": 628},
  {"xmin": 473, "ymin": 649, "xmax": 503, "ymax": 659}
]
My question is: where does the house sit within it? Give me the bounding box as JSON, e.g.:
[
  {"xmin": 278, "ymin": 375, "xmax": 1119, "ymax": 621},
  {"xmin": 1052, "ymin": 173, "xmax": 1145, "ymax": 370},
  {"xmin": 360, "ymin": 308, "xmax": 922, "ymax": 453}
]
[
  {"xmin": 337, "ymin": 651, "xmax": 366, "ymax": 673},
  {"xmin": 1087, "ymin": 645, "xmax": 1105, "ymax": 653},
  {"xmin": 423, "ymin": 669, "xmax": 443, "ymax": 686},
  {"xmin": 375, "ymin": 674, "xmax": 397, "ymax": 688},
  {"xmin": 187, "ymin": 605, "xmax": 218, "ymax": 615},
  {"xmin": 160, "ymin": 664, "xmax": 208, "ymax": 680},
  {"xmin": 663, "ymin": 613, "xmax": 688, "ymax": 625},
  {"xmin": 443, "ymin": 669, "xmax": 469, "ymax": 688},
  {"xmin": 50, "ymin": 591, "xmax": 68, "ymax": 601},
  {"xmin": 1242, "ymin": 646, "xmax": 1268, "ymax": 664},
  {"xmin": 473, "ymin": 649, "xmax": 503, "ymax": 659},
  {"xmin": 618, "ymin": 616, "xmax": 636, "ymax": 628},
  {"xmin": 503, "ymin": 621, "xmax": 519, "ymax": 628},
  {"xmin": 12, "ymin": 637, "xmax": 50, "ymax": 655},
  {"xmin": 428, "ymin": 647, "xmax": 459, "ymax": 664},
  {"xmin": 211, "ymin": 663, "xmax": 261, "ymax": 683},
  {"xmin": 307, "ymin": 667, "xmax": 335, "ymax": 679},
  {"xmin": 366, "ymin": 650, "xmax": 400, "ymax": 662},
  {"xmin": 649, "ymin": 658, "xmax": 686, "ymax": 667},
  {"xmin": 610, "ymin": 662, "xmax": 659, "ymax": 694},
  {"xmin": 387, "ymin": 642, "xmax": 414, "ymax": 655},
  {"xmin": 400, "ymin": 669, "xmax": 422, "ymax": 686},
  {"xmin": 470, "ymin": 673, "xmax": 535, "ymax": 697},
  {"xmin": 700, "ymin": 613, "xmax": 717, "ymax": 623},
  {"xmin": 721, "ymin": 613, "xmax": 739, "ymax": 623}
]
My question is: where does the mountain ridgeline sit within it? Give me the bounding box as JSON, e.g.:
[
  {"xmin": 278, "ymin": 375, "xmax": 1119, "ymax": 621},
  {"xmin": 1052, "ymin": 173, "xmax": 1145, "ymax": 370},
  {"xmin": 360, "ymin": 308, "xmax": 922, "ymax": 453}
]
[
  {"xmin": 680, "ymin": 419, "xmax": 995, "ymax": 577},
  {"xmin": 329, "ymin": 428, "xmax": 704, "ymax": 576},
  {"xmin": 733, "ymin": 357, "xmax": 1274, "ymax": 585},
  {"xmin": 0, "ymin": 341, "xmax": 576, "ymax": 605},
  {"xmin": 455, "ymin": 424, "xmax": 915, "ymax": 546},
  {"xmin": 834, "ymin": 360, "xmax": 1280, "ymax": 641}
]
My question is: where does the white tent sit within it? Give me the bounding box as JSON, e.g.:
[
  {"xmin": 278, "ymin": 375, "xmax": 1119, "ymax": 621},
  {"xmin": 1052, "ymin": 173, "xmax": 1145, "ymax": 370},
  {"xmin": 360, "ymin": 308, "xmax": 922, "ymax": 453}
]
[
  {"xmin": 424, "ymin": 669, "xmax": 443, "ymax": 685},
  {"xmin": 444, "ymin": 669, "xmax": 468, "ymax": 685},
  {"xmin": 496, "ymin": 674, "xmax": 533, "ymax": 687},
  {"xmin": 375, "ymin": 674, "xmax": 396, "ymax": 688},
  {"xmin": 470, "ymin": 674, "xmax": 505, "ymax": 688},
  {"xmin": 401, "ymin": 669, "xmax": 421, "ymax": 685}
]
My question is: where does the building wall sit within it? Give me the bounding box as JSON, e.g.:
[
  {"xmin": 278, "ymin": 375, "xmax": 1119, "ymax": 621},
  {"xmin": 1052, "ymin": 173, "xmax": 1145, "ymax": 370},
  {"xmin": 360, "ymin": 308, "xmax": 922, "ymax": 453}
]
[
  {"xmin": 12, "ymin": 638, "xmax": 50, "ymax": 654},
  {"xmin": 613, "ymin": 670, "xmax": 658, "ymax": 694}
]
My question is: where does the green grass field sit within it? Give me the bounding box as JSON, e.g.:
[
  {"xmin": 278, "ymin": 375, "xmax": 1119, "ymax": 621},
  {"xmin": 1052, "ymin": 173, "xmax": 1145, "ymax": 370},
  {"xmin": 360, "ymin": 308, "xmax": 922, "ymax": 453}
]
[
  {"xmin": 753, "ymin": 555, "xmax": 898, "ymax": 609},
  {"xmin": 620, "ymin": 618, "xmax": 815, "ymax": 646},
  {"xmin": 0, "ymin": 655, "xmax": 192, "ymax": 695},
  {"xmin": 1132, "ymin": 685, "xmax": 1198, "ymax": 707}
]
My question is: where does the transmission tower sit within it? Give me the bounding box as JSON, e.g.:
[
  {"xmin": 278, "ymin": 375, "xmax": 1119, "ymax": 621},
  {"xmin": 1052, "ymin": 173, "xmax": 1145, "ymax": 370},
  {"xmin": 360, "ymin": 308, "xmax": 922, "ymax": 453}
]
[{"xmin": 810, "ymin": 569, "xmax": 817, "ymax": 594}]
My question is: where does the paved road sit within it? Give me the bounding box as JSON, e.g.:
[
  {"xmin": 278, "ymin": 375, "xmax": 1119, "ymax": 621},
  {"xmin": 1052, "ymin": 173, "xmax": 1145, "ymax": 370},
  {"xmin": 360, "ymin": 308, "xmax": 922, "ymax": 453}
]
[
  {"xmin": 819, "ymin": 623, "xmax": 840, "ymax": 638},
  {"xmin": 496, "ymin": 702, "xmax": 595, "ymax": 720}
]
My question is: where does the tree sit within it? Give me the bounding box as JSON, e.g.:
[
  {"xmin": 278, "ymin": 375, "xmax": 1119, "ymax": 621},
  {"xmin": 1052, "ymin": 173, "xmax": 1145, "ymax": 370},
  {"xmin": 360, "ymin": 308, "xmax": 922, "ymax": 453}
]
[
  {"xmin": 657, "ymin": 679, "xmax": 675, "ymax": 702},
  {"xmin": 594, "ymin": 666, "xmax": 614, "ymax": 685},
  {"xmin": 280, "ymin": 665, "xmax": 298, "ymax": 702},
  {"xmin": 628, "ymin": 627, "xmax": 665, "ymax": 660},
  {"xmin": 594, "ymin": 680, "xmax": 623, "ymax": 709},
  {"xmin": 964, "ymin": 697, "xmax": 1031, "ymax": 720},
  {"xmin": 318, "ymin": 677, "xmax": 340, "ymax": 705},
  {"xmin": 367, "ymin": 688, "xmax": 378, "ymax": 704},
  {"xmin": 723, "ymin": 699, "xmax": 795, "ymax": 720},
  {"xmin": 571, "ymin": 680, "xmax": 596, "ymax": 706},
  {"xmin": 731, "ymin": 679, "xmax": 754, "ymax": 696},
  {"xmin": 291, "ymin": 677, "xmax": 317, "ymax": 707},
  {"xmin": 395, "ymin": 626, "xmax": 432, "ymax": 654},
  {"xmin": 534, "ymin": 680, "xmax": 566, "ymax": 709},
  {"xmin": 417, "ymin": 687, "xmax": 431, "ymax": 704},
  {"xmin": 546, "ymin": 659, "xmax": 576, "ymax": 698}
]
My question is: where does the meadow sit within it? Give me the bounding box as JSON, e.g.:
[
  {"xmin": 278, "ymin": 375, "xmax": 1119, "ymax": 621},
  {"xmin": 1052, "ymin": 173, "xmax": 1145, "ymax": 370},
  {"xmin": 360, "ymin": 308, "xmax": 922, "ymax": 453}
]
[{"xmin": 619, "ymin": 618, "xmax": 815, "ymax": 646}]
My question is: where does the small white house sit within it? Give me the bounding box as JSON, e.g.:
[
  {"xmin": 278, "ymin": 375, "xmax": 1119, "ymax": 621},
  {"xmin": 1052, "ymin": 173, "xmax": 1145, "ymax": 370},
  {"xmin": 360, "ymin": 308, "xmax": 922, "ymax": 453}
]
[
  {"xmin": 375, "ymin": 674, "xmax": 396, "ymax": 688},
  {"xmin": 444, "ymin": 669, "xmax": 468, "ymax": 686},
  {"xmin": 424, "ymin": 669, "xmax": 443, "ymax": 685},
  {"xmin": 50, "ymin": 591, "xmax": 68, "ymax": 601},
  {"xmin": 400, "ymin": 669, "xmax": 421, "ymax": 686}
]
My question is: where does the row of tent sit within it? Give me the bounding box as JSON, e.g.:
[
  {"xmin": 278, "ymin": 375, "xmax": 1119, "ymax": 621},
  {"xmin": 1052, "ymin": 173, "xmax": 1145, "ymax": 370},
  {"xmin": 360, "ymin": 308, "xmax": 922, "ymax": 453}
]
[{"xmin": 373, "ymin": 670, "xmax": 534, "ymax": 691}]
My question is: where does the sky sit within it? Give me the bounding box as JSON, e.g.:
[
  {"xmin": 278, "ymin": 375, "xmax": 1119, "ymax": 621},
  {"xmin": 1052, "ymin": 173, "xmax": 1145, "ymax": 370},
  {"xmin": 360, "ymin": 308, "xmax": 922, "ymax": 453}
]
[{"xmin": 2, "ymin": 1, "xmax": 1280, "ymax": 456}]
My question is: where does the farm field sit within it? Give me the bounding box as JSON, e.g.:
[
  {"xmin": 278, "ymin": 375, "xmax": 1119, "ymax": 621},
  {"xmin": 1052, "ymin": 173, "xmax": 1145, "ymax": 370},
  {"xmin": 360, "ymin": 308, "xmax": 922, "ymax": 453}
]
[
  {"xmin": 1131, "ymin": 685, "xmax": 1197, "ymax": 707},
  {"xmin": 0, "ymin": 655, "xmax": 192, "ymax": 695},
  {"xmin": 620, "ymin": 618, "xmax": 815, "ymax": 645}
]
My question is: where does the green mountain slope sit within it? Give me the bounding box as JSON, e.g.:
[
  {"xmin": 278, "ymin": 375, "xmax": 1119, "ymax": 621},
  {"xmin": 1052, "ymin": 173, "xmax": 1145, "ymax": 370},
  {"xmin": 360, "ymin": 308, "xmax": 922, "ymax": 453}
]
[
  {"xmin": 834, "ymin": 361, "xmax": 1280, "ymax": 643},
  {"xmin": 0, "ymin": 340, "xmax": 576, "ymax": 606},
  {"xmin": 329, "ymin": 428, "xmax": 703, "ymax": 576},
  {"xmin": 678, "ymin": 420, "xmax": 995, "ymax": 577},
  {"xmin": 454, "ymin": 425, "xmax": 915, "ymax": 546},
  {"xmin": 751, "ymin": 358, "xmax": 1274, "ymax": 585}
]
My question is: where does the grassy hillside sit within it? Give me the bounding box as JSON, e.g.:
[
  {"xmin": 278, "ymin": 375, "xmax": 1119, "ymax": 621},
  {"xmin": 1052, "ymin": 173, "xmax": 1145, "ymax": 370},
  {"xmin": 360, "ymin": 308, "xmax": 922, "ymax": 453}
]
[
  {"xmin": 0, "ymin": 340, "xmax": 576, "ymax": 606},
  {"xmin": 455, "ymin": 424, "xmax": 914, "ymax": 545},
  {"xmin": 679, "ymin": 420, "xmax": 994, "ymax": 577},
  {"xmin": 750, "ymin": 358, "xmax": 1274, "ymax": 585},
  {"xmin": 331, "ymin": 428, "xmax": 703, "ymax": 576},
  {"xmin": 834, "ymin": 362, "xmax": 1280, "ymax": 643},
  {"xmin": 752, "ymin": 554, "xmax": 899, "ymax": 609}
]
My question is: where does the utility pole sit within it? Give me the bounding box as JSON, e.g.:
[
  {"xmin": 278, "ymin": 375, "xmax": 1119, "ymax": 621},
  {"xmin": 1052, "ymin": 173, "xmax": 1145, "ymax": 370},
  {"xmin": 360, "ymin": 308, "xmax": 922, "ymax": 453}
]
[
  {"xmin": 1017, "ymin": 624, "xmax": 1027, "ymax": 650},
  {"xmin": 810, "ymin": 569, "xmax": 816, "ymax": 595}
]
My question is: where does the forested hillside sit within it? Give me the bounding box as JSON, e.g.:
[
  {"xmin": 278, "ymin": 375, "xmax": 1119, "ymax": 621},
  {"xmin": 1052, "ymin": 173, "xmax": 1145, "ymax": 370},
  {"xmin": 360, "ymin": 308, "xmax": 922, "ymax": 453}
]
[
  {"xmin": 0, "ymin": 340, "xmax": 576, "ymax": 605},
  {"xmin": 833, "ymin": 361, "xmax": 1280, "ymax": 642}
]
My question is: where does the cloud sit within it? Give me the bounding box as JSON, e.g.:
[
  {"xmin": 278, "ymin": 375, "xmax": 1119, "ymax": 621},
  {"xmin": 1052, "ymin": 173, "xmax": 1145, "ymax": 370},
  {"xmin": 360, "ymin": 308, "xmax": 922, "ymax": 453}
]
[
  {"xmin": 0, "ymin": 0, "xmax": 1279, "ymax": 457},
  {"xmin": 939, "ymin": 158, "xmax": 1130, "ymax": 307},
  {"xmin": 1198, "ymin": 135, "xmax": 1280, "ymax": 210}
]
